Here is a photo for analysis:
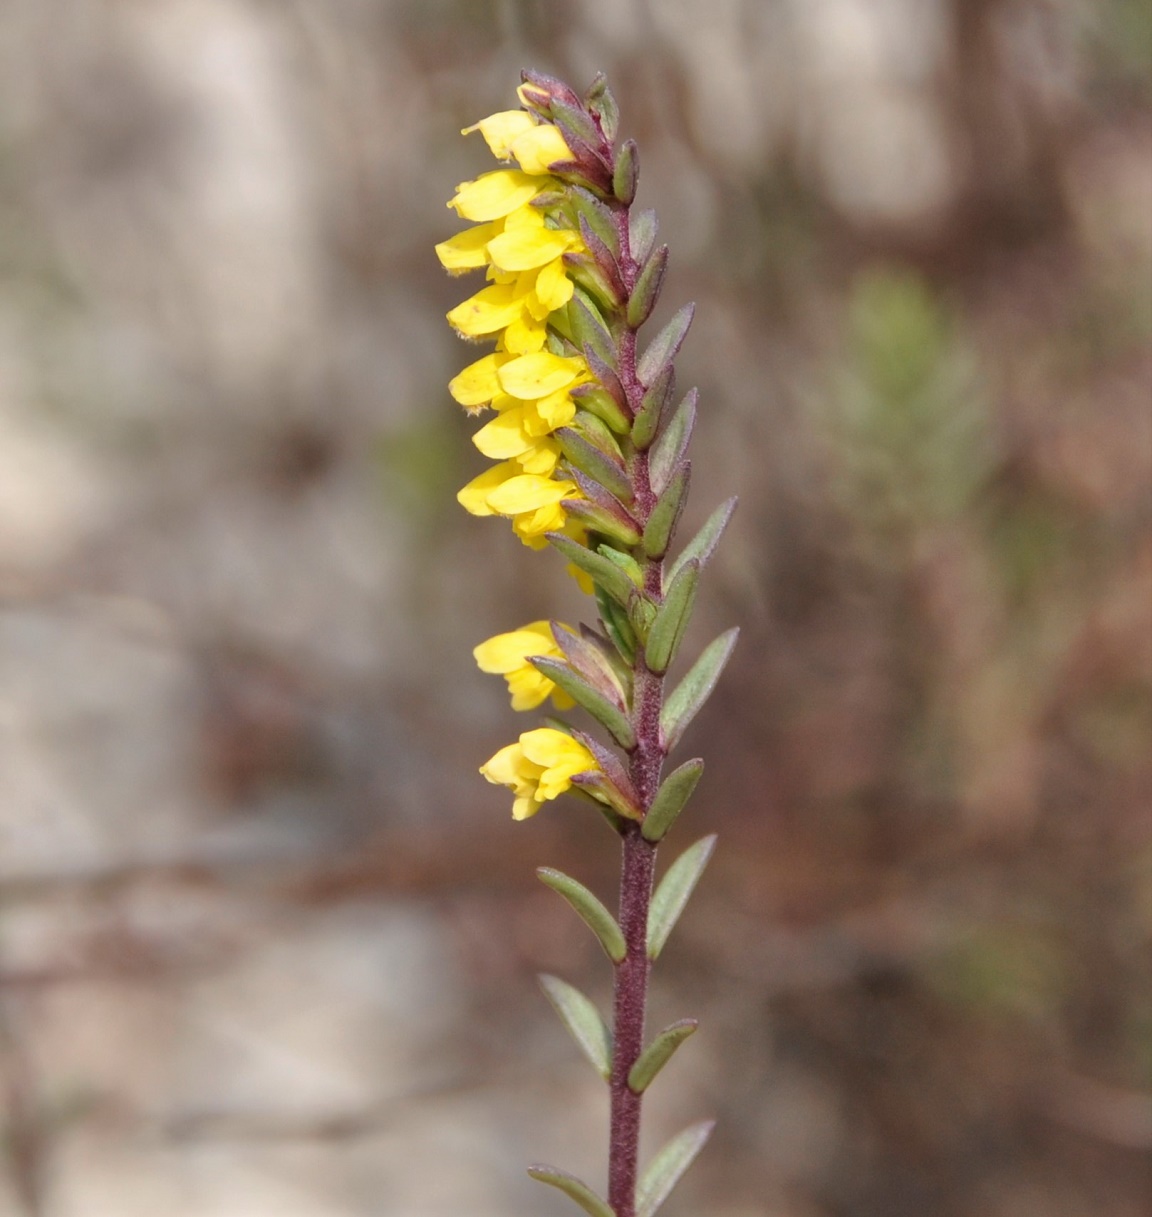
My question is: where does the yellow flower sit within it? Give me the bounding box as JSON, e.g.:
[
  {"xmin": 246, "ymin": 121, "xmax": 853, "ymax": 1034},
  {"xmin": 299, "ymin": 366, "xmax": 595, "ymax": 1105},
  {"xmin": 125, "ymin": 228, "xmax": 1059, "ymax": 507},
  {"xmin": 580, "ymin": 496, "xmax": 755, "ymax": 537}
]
[
  {"xmin": 456, "ymin": 465, "xmax": 577, "ymax": 545},
  {"xmin": 473, "ymin": 621, "xmax": 576, "ymax": 711},
  {"xmin": 480, "ymin": 727, "xmax": 598, "ymax": 820},
  {"xmin": 462, "ymin": 110, "xmax": 573, "ymax": 177}
]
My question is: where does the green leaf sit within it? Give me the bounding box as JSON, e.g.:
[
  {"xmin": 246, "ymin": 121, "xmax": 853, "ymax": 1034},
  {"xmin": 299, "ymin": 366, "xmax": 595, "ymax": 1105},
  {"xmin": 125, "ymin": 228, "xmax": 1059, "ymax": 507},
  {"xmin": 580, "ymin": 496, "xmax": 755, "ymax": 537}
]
[
  {"xmin": 636, "ymin": 1120, "xmax": 715, "ymax": 1217},
  {"xmin": 539, "ymin": 974, "xmax": 613, "ymax": 1080},
  {"xmin": 528, "ymin": 1165, "xmax": 614, "ymax": 1217},
  {"xmin": 649, "ymin": 388, "xmax": 697, "ymax": 496},
  {"xmin": 627, "ymin": 244, "xmax": 668, "ymax": 328},
  {"xmin": 530, "ymin": 656, "xmax": 636, "ymax": 750},
  {"xmin": 647, "ymin": 835, "xmax": 717, "ymax": 960},
  {"xmin": 595, "ymin": 583, "xmax": 637, "ymax": 661},
  {"xmin": 644, "ymin": 559, "xmax": 699, "ymax": 676},
  {"xmin": 572, "ymin": 384, "xmax": 631, "ymax": 435},
  {"xmin": 638, "ymin": 302, "xmax": 694, "ymax": 386},
  {"xmin": 642, "ymin": 461, "xmax": 691, "ymax": 560},
  {"xmin": 562, "ymin": 498, "xmax": 642, "ymax": 548},
  {"xmin": 538, "ymin": 868, "xmax": 627, "ymax": 963},
  {"xmin": 628, "ymin": 1019, "xmax": 698, "ymax": 1093},
  {"xmin": 641, "ymin": 758, "xmax": 704, "ymax": 843},
  {"xmin": 548, "ymin": 532, "xmax": 636, "ymax": 608},
  {"xmin": 570, "ymin": 289, "xmax": 618, "ymax": 371},
  {"xmin": 569, "ymin": 187, "xmax": 620, "ymax": 259},
  {"xmin": 629, "ymin": 208, "xmax": 658, "ymax": 266},
  {"xmin": 660, "ymin": 627, "xmax": 739, "ymax": 752},
  {"xmin": 584, "ymin": 72, "xmax": 619, "ymax": 143},
  {"xmin": 613, "ymin": 137, "xmax": 639, "ymax": 205},
  {"xmin": 598, "ymin": 544, "xmax": 644, "ymax": 586},
  {"xmin": 667, "ymin": 496, "xmax": 737, "ymax": 583},
  {"xmin": 556, "ymin": 427, "xmax": 632, "ymax": 504},
  {"xmin": 631, "ymin": 364, "xmax": 673, "ymax": 450},
  {"xmin": 550, "ymin": 98, "xmax": 602, "ymax": 151}
]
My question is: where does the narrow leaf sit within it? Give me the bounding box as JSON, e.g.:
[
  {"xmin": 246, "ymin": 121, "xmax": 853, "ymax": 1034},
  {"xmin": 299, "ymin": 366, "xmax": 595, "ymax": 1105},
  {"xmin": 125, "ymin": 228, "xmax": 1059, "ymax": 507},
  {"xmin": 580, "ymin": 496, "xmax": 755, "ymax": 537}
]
[
  {"xmin": 641, "ymin": 758, "xmax": 704, "ymax": 843},
  {"xmin": 562, "ymin": 498, "xmax": 642, "ymax": 548},
  {"xmin": 584, "ymin": 345, "xmax": 628, "ymax": 410},
  {"xmin": 595, "ymin": 583, "xmax": 637, "ymax": 661},
  {"xmin": 598, "ymin": 544, "xmax": 644, "ymax": 586},
  {"xmin": 578, "ymin": 216, "xmax": 626, "ymax": 300},
  {"xmin": 628, "ymin": 1019, "xmax": 698, "ymax": 1093},
  {"xmin": 629, "ymin": 208, "xmax": 658, "ymax": 266},
  {"xmin": 572, "ymin": 383, "xmax": 631, "ymax": 434},
  {"xmin": 571, "ymin": 727, "xmax": 638, "ymax": 804},
  {"xmin": 631, "ymin": 365, "xmax": 674, "ymax": 450},
  {"xmin": 550, "ymin": 98, "xmax": 603, "ymax": 152},
  {"xmin": 626, "ymin": 243, "xmax": 668, "ymax": 328},
  {"xmin": 538, "ymin": 868, "xmax": 627, "ymax": 963},
  {"xmin": 667, "ymin": 496, "xmax": 738, "ymax": 583},
  {"xmin": 530, "ymin": 656, "xmax": 636, "ymax": 750},
  {"xmin": 570, "ymin": 770, "xmax": 643, "ymax": 822},
  {"xmin": 553, "ymin": 622, "xmax": 630, "ymax": 698},
  {"xmin": 563, "ymin": 252, "xmax": 621, "ymax": 310},
  {"xmin": 660, "ymin": 627, "xmax": 739, "ymax": 752},
  {"xmin": 644, "ymin": 560, "xmax": 699, "ymax": 676},
  {"xmin": 556, "ymin": 428, "xmax": 633, "ymax": 504},
  {"xmin": 638, "ymin": 302, "xmax": 694, "ymax": 386},
  {"xmin": 613, "ymin": 137, "xmax": 639, "ymax": 205},
  {"xmin": 539, "ymin": 974, "xmax": 613, "ymax": 1079},
  {"xmin": 650, "ymin": 388, "xmax": 698, "ymax": 496},
  {"xmin": 571, "ymin": 290, "xmax": 617, "ymax": 371},
  {"xmin": 585, "ymin": 73, "xmax": 620, "ymax": 143},
  {"xmin": 648, "ymin": 835, "xmax": 717, "ymax": 960},
  {"xmin": 528, "ymin": 1165, "xmax": 614, "ymax": 1217},
  {"xmin": 548, "ymin": 532, "xmax": 636, "ymax": 608},
  {"xmin": 570, "ymin": 186, "xmax": 620, "ymax": 257},
  {"xmin": 643, "ymin": 461, "xmax": 691, "ymax": 560},
  {"xmin": 636, "ymin": 1120, "xmax": 715, "ymax": 1217}
]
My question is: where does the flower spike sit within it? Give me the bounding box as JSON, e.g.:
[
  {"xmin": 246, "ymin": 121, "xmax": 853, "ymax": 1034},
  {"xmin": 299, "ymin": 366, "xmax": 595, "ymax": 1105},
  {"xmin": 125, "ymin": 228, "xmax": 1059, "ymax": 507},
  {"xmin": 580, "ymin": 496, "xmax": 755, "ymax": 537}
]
[{"xmin": 439, "ymin": 74, "xmax": 736, "ymax": 1217}]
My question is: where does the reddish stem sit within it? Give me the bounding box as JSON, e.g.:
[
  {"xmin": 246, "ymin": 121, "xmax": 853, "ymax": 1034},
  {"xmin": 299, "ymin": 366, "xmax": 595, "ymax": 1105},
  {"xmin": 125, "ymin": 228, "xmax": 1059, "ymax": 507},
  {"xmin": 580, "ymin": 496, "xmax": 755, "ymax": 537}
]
[{"xmin": 606, "ymin": 201, "xmax": 666, "ymax": 1217}]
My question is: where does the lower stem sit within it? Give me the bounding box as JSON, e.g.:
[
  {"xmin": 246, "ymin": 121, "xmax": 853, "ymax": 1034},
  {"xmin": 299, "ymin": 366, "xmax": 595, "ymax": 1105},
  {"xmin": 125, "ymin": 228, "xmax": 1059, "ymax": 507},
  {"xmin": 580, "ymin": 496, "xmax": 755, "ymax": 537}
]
[{"xmin": 607, "ymin": 824, "xmax": 656, "ymax": 1216}]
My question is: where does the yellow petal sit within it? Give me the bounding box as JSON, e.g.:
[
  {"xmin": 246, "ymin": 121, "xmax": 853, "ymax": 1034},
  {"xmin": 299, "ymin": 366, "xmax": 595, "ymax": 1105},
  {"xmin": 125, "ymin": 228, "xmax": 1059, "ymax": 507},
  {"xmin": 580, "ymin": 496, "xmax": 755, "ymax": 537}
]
[
  {"xmin": 449, "ymin": 352, "xmax": 508, "ymax": 408},
  {"xmin": 520, "ymin": 727, "xmax": 593, "ymax": 769},
  {"xmin": 515, "ymin": 440, "xmax": 560, "ymax": 475},
  {"xmin": 479, "ymin": 741, "xmax": 527, "ymax": 787},
  {"xmin": 511, "ymin": 124, "xmax": 573, "ymax": 175},
  {"xmin": 498, "ymin": 352, "xmax": 583, "ymax": 400},
  {"xmin": 527, "ymin": 386, "xmax": 578, "ymax": 433},
  {"xmin": 512, "ymin": 499, "xmax": 569, "ymax": 542},
  {"xmin": 447, "ymin": 285, "xmax": 523, "ymax": 336},
  {"xmin": 463, "ymin": 110, "xmax": 537, "ymax": 160},
  {"xmin": 434, "ymin": 221, "xmax": 501, "ymax": 273},
  {"xmin": 449, "ymin": 170, "xmax": 543, "ymax": 222},
  {"xmin": 533, "ymin": 257, "xmax": 576, "ymax": 313},
  {"xmin": 502, "ymin": 312, "xmax": 548, "ymax": 354},
  {"xmin": 456, "ymin": 461, "xmax": 518, "ymax": 516},
  {"xmin": 512, "ymin": 794, "xmax": 544, "ymax": 820},
  {"xmin": 502, "ymin": 204, "xmax": 547, "ymax": 233},
  {"xmin": 473, "ymin": 622, "xmax": 556, "ymax": 674},
  {"xmin": 486, "ymin": 473, "xmax": 574, "ymax": 515},
  {"xmin": 472, "ymin": 407, "xmax": 534, "ymax": 459},
  {"xmin": 487, "ymin": 225, "xmax": 575, "ymax": 273}
]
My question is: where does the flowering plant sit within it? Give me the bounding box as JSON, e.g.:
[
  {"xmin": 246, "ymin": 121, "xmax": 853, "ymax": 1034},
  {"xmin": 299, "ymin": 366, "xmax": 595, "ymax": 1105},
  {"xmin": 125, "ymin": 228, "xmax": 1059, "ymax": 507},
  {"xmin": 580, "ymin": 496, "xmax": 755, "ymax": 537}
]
[{"xmin": 438, "ymin": 70, "xmax": 737, "ymax": 1217}]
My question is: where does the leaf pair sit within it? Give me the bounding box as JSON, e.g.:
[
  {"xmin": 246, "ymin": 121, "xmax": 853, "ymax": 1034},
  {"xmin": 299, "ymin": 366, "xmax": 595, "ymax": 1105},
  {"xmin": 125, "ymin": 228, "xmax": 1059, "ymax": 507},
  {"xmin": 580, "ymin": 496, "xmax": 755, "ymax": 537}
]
[{"xmin": 530, "ymin": 1121, "xmax": 714, "ymax": 1217}]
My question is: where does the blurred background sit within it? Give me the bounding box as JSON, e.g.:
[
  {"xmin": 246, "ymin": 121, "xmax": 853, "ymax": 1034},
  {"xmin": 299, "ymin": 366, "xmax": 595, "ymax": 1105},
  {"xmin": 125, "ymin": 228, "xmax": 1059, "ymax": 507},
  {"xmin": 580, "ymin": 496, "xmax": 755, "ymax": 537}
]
[{"xmin": 0, "ymin": 1, "xmax": 1149, "ymax": 1214}]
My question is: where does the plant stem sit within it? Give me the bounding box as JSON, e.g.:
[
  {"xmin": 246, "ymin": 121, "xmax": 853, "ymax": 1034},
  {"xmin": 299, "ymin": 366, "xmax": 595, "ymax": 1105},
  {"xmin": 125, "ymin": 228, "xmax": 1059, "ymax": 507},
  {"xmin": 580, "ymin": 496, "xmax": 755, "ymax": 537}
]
[
  {"xmin": 606, "ymin": 199, "xmax": 665, "ymax": 1217},
  {"xmin": 608, "ymin": 824, "xmax": 656, "ymax": 1215}
]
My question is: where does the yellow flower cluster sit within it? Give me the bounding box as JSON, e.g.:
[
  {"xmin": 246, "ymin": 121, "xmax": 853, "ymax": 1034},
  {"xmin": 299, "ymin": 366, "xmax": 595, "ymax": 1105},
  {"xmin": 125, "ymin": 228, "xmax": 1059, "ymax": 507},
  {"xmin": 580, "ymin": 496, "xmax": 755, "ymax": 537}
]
[
  {"xmin": 480, "ymin": 727, "xmax": 597, "ymax": 821},
  {"xmin": 438, "ymin": 106, "xmax": 593, "ymax": 547}
]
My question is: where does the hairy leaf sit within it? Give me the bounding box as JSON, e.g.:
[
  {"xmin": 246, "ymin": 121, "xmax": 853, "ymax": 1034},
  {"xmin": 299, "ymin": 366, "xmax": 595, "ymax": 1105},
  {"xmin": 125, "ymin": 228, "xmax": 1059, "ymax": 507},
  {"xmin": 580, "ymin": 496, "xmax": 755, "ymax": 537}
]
[{"xmin": 647, "ymin": 835, "xmax": 717, "ymax": 960}]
